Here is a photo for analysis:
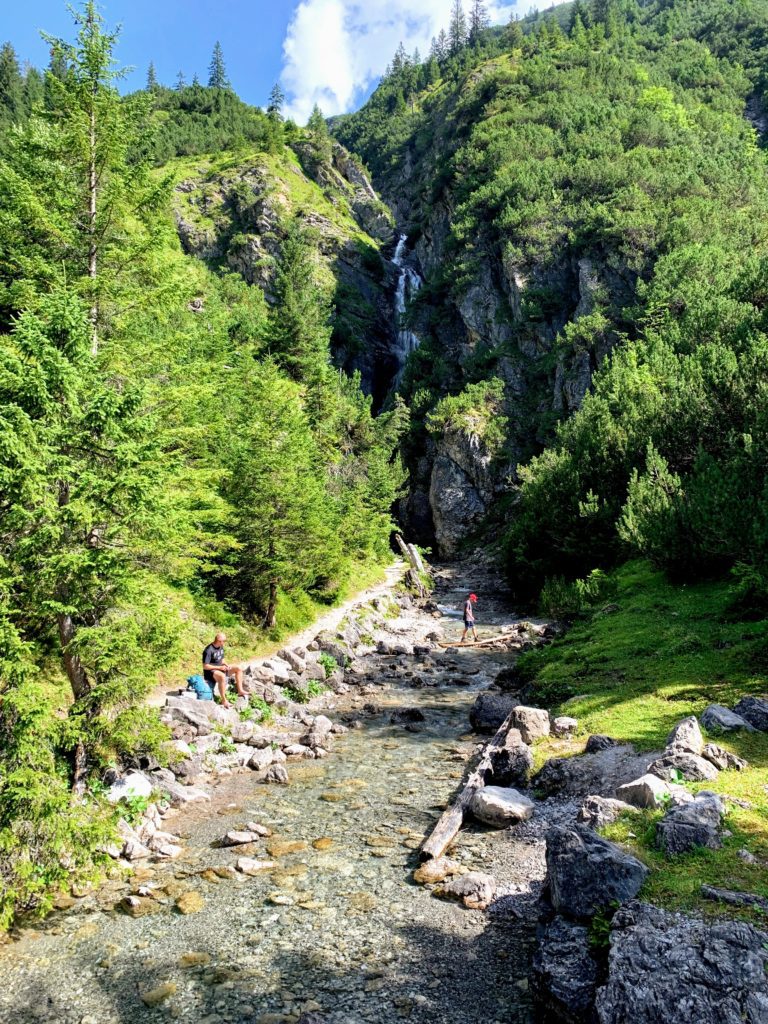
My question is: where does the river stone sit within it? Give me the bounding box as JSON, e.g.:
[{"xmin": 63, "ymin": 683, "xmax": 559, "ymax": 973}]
[
  {"xmin": 470, "ymin": 786, "xmax": 535, "ymax": 827},
  {"xmin": 413, "ymin": 856, "xmax": 462, "ymax": 885},
  {"xmin": 578, "ymin": 795, "xmax": 640, "ymax": 830},
  {"xmin": 701, "ymin": 704, "xmax": 755, "ymax": 733},
  {"xmin": 176, "ymin": 891, "xmax": 204, "ymax": 914},
  {"xmin": 656, "ymin": 792, "xmax": 724, "ymax": 855},
  {"xmin": 701, "ymin": 743, "xmax": 748, "ymax": 771},
  {"xmin": 140, "ymin": 982, "xmax": 177, "ymax": 1007},
  {"xmin": 438, "ymin": 871, "xmax": 497, "ymax": 910},
  {"xmin": 535, "ymin": 746, "xmax": 660, "ymax": 800},
  {"xmin": 509, "ymin": 705, "xmax": 551, "ymax": 743},
  {"xmin": 595, "ymin": 900, "xmax": 768, "ymax": 1024},
  {"xmin": 222, "ymin": 830, "xmax": 264, "ymax": 846},
  {"xmin": 261, "ymin": 764, "xmax": 289, "ymax": 784},
  {"xmin": 615, "ymin": 773, "xmax": 670, "ymax": 809},
  {"xmin": 249, "ymin": 747, "xmax": 274, "ymax": 771},
  {"xmin": 552, "ymin": 716, "xmax": 578, "ymax": 737},
  {"xmin": 666, "ymin": 716, "xmax": 704, "ymax": 754},
  {"xmin": 150, "ymin": 773, "xmax": 210, "ymax": 806},
  {"xmin": 231, "ymin": 721, "xmax": 255, "ymax": 743},
  {"xmin": 647, "ymin": 751, "xmax": 719, "ymax": 782},
  {"xmin": 278, "ymin": 648, "xmax": 306, "ymax": 674},
  {"xmin": 732, "ymin": 696, "xmax": 768, "ymax": 731},
  {"xmin": 236, "ymin": 857, "xmax": 276, "ymax": 875},
  {"xmin": 469, "ymin": 692, "xmax": 518, "ymax": 734},
  {"xmin": 107, "ymin": 771, "xmax": 153, "ymax": 804},
  {"xmin": 488, "ymin": 730, "xmax": 534, "ymax": 785},
  {"xmin": 546, "ymin": 825, "xmax": 649, "ymax": 920},
  {"xmin": 283, "ymin": 744, "xmax": 315, "ymax": 758},
  {"xmin": 531, "ymin": 916, "xmax": 600, "ymax": 1023}
]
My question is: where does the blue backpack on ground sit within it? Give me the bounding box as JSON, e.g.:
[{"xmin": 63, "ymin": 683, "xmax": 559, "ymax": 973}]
[{"xmin": 186, "ymin": 674, "xmax": 214, "ymax": 701}]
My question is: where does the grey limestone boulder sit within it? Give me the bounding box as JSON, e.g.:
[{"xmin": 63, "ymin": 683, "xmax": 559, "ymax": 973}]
[
  {"xmin": 615, "ymin": 773, "xmax": 669, "ymax": 809},
  {"xmin": 647, "ymin": 750, "xmax": 719, "ymax": 783},
  {"xmin": 438, "ymin": 871, "xmax": 497, "ymax": 910},
  {"xmin": 535, "ymin": 747, "xmax": 662, "ymax": 800},
  {"xmin": 701, "ymin": 704, "xmax": 755, "ymax": 733},
  {"xmin": 595, "ymin": 900, "xmax": 768, "ymax": 1024},
  {"xmin": 732, "ymin": 696, "xmax": 768, "ymax": 731},
  {"xmin": 666, "ymin": 715, "xmax": 704, "ymax": 754},
  {"xmin": 656, "ymin": 791, "xmax": 724, "ymax": 855},
  {"xmin": 488, "ymin": 730, "xmax": 534, "ymax": 785},
  {"xmin": 509, "ymin": 705, "xmax": 551, "ymax": 743},
  {"xmin": 578, "ymin": 795, "xmax": 640, "ymax": 830},
  {"xmin": 531, "ymin": 916, "xmax": 601, "ymax": 1024},
  {"xmin": 546, "ymin": 825, "xmax": 649, "ymax": 920},
  {"xmin": 552, "ymin": 715, "xmax": 578, "ymax": 737},
  {"xmin": 470, "ymin": 692, "xmax": 518, "ymax": 734},
  {"xmin": 701, "ymin": 743, "xmax": 748, "ymax": 771},
  {"xmin": 470, "ymin": 786, "xmax": 534, "ymax": 827}
]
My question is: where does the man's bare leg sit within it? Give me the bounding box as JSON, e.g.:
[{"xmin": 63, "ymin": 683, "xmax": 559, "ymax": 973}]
[
  {"xmin": 213, "ymin": 670, "xmax": 231, "ymax": 707},
  {"xmin": 460, "ymin": 628, "xmax": 468, "ymax": 644},
  {"xmin": 231, "ymin": 666, "xmax": 246, "ymax": 698}
]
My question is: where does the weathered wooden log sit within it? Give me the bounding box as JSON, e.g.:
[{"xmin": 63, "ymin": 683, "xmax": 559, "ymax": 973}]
[
  {"xmin": 420, "ymin": 706, "xmax": 518, "ymax": 862},
  {"xmin": 394, "ymin": 533, "xmax": 411, "ymax": 561},
  {"xmin": 407, "ymin": 543, "xmax": 425, "ymax": 575},
  {"xmin": 437, "ymin": 631, "xmax": 520, "ymax": 650}
]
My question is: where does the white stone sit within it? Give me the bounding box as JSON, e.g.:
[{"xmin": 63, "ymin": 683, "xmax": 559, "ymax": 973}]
[
  {"xmin": 283, "ymin": 744, "xmax": 315, "ymax": 758},
  {"xmin": 552, "ymin": 716, "xmax": 578, "ymax": 737},
  {"xmin": 615, "ymin": 773, "xmax": 670, "ymax": 809},
  {"xmin": 107, "ymin": 771, "xmax": 153, "ymax": 804},
  {"xmin": 470, "ymin": 786, "xmax": 535, "ymax": 827},
  {"xmin": 262, "ymin": 658, "xmax": 291, "ymax": 682},
  {"xmin": 248, "ymin": 747, "xmax": 274, "ymax": 771},
  {"xmin": 222, "ymin": 830, "xmax": 263, "ymax": 846},
  {"xmin": 236, "ymin": 857, "xmax": 276, "ymax": 876},
  {"xmin": 509, "ymin": 706, "xmax": 551, "ymax": 744}
]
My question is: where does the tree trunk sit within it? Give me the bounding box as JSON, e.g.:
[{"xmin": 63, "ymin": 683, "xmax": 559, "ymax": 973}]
[
  {"xmin": 87, "ymin": 12, "xmax": 98, "ymax": 356},
  {"xmin": 71, "ymin": 739, "xmax": 89, "ymax": 798},
  {"xmin": 57, "ymin": 611, "xmax": 90, "ymax": 701},
  {"xmin": 263, "ymin": 580, "xmax": 278, "ymax": 629}
]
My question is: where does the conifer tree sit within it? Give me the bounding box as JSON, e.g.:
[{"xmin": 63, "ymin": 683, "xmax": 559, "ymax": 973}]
[
  {"xmin": 268, "ymin": 82, "xmax": 285, "ymax": 119},
  {"xmin": 449, "ymin": 0, "xmax": 469, "ymax": 54},
  {"xmin": 435, "ymin": 29, "xmax": 450, "ymax": 61},
  {"xmin": 507, "ymin": 16, "xmax": 525, "ymax": 49},
  {"xmin": 146, "ymin": 60, "xmax": 158, "ymax": 90},
  {"xmin": 24, "ymin": 66, "xmax": 45, "ymax": 110},
  {"xmin": 469, "ymin": 0, "xmax": 490, "ymax": 45},
  {"xmin": 569, "ymin": 0, "xmax": 592, "ymax": 31},
  {"xmin": 0, "ymin": 43, "xmax": 24, "ymax": 126},
  {"xmin": 208, "ymin": 41, "xmax": 229, "ymax": 89},
  {"xmin": 175, "ymin": 69, "xmax": 186, "ymax": 89}
]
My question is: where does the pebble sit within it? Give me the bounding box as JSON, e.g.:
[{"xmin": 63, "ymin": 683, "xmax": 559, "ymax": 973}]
[{"xmin": 140, "ymin": 982, "xmax": 177, "ymax": 1006}]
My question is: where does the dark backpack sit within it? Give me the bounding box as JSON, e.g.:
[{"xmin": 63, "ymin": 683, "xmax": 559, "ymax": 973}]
[{"xmin": 186, "ymin": 674, "xmax": 214, "ymax": 701}]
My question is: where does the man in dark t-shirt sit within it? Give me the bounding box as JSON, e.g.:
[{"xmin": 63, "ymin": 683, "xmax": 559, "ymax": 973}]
[{"xmin": 203, "ymin": 632, "xmax": 246, "ymax": 707}]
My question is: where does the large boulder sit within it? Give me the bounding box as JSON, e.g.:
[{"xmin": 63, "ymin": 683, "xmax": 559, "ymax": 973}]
[
  {"xmin": 615, "ymin": 773, "xmax": 670, "ymax": 809},
  {"xmin": 488, "ymin": 730, "xmax": 534, "ymax": 785},
  {"xmin": 535, "ymin": 746, "xmax": 659, "ymax": 800},
  {"xmin": 595, "ymin": 901, "xmax": 768, "ymax": 1024},
  {"xmin": 552, "ymin": 716, "xmax": 578, "ymax": 738},
  {"xmin": 546, "ymin": 825, "xmax": 649, "ymax": 920},
  {"xmin": 107, "ymin": 771, "xmax": 153, "ymax": 804},
  {"xmin": 732, "ymin": 696, "xmax": 768, "ymax": 732},
  {"xmin": 469, "ymin": 692, "xmax": 518, "ymax": 734},
  {"xmin": 470, "ymin": 786, "xmax": 534, "ymax": 827},
  {"xmin": 700, "ymin": 704, "xmax": 755, "ymax": 734},
  {"xmin": 509, "ymin": 705, "xmax": 551, "ymax": 744},
  {"xmin": 647, "ymin": 751, "xmax": 719, "ymax": 783},
  {"xmin": 701, "ymin": 743, "xmax": 748, "ymax": 772},
  {"xmin": 578, "ymin": 795, "xmax": 640, "ymax": 831},
  {"xmin": 666, "ymin": 716, "xmax": 704, "ymax": 754},
  {"xmin": 531, "ymin": 916, "xmax": 601, "ymax": 1024},
  {"xmin": 656, "ymin": 792, "xmax": 724, "ymax": 855}
]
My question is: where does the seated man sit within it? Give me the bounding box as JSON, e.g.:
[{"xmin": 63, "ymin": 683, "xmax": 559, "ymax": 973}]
[{"xmin": 202, "ymin": 632, "xmax": 246, "ymax": 708}]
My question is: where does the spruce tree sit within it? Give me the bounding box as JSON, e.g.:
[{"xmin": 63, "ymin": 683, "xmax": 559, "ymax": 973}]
[
  {"xmin": 449, "ymin": 0, "xmax": 469, "ymax": 54},
  {"xmin": 434, "ymin": 29, "xmax": 450, "ymax": 62},
  {"xmin": 175, "ymin": 69, "xmax": 186, "ymax": 89},
  {"xmin": 469, "ymin": 0, "xmax": 490, "ymax": 46},
  {"xmin": 0, "ymin": 43, "xmax": 25, "ymax": 126},
  {"xmin": 507, "ymin": 16, "xmax": 525, "ymax": 50},
  {"xmin": 208, "ymin": 41, "xmax": 229, "ymax": 89},
  {"xmin": 146, "ymin": 60, "xmax": 158, "ymax": 90},
  {"xmin": 267, "ymin": 82, "xmax": 285, "ymax": 120}
]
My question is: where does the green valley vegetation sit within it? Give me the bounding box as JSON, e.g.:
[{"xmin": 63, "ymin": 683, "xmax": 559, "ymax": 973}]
[{"xmin": 0, "ymin": 2, "xmax": 404, "ymax": 926}]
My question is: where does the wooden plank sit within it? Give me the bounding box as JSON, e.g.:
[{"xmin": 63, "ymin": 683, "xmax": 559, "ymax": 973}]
[{"xmin": 419, "ymin": 706, "xmax": 518, "ymax": 862}]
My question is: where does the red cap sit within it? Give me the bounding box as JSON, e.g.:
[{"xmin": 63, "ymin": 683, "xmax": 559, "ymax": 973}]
[{"xmin": 469, "ymin": 593, "xmax": 478, "ymax": 601}]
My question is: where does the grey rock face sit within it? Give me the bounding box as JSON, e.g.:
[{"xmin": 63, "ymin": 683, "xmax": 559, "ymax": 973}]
[
  {"xmin": 647, "ymin": 750, "xmax": 719, "ymax": 783},
  {"xmin": 469, "ymin": 692, "xmax": 518, "ymax": 734},
  {"xmin": 701, "ymin": 704, "xmax": 755, "ymax": 733},
  {"xmin": 656, "ymin": 792, "xmax": 724, "ymax": 855},
  {"xmin": 429, "ymin": 453, "xmax": 488, "ymax": 557},
  {"xmin": 595, "ymin": 900, "xmax": 768, "ymax": 1024},
  {"xmin": 732, "ymin": 696, "xmax": 768, "ymax": 731},
  {"xmin": 666, "ymin": 716, "xmax": 704, "ymax": 754},
  {"xmin": 546, "ymin": 825, "xmax": 649, "ymax": 920},
  {"xmin": 509, "ymin": 705, "xmax": 551, "ymax": 744},
  {"xmin": 531, "ymin": 916, "xmax": 601, "ymax": 1024},
  {"xmin": 488, "ymin": 731, "xmax": 534, "ymax": 785},
  {"xmin": 577, "ymin": 795, "xmax": 640, "ymax": 831},
  {"xmin": 701, "ymin": 742, "xmax": 748, "ymax": 771}
]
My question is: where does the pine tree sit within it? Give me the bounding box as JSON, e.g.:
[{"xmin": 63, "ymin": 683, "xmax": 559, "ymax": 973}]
[
  {"xmin": 175, "ymin": 69, "xmax": 186, "ymax": 89},
  {"xmin": 469, "ymin": 0, "xmax": 490, "ymax": 46},
  {"xmin": 24, "ymin": 66, "xmax": 45, "ymax": 111},
  {"xmin": 191, "ymin": 72, "xmax": 200, "ymax": 87},
  {"xmin": 434, "ymin": 29, "xmax": 450, "ymax": 62},
  {"xmin": 569, "ymin": 0, "xmax": 592, "ymax": 31},
  {"xmin": 0, "ymin": 43, "xmax": 25, "ymax": 126},
  {"xmin": 507, "ymin": 16, "xmax": 525, "ymax": 50},
  {"xmin": 267, "ymin": 82, "xmax": 285, "ymax": 120},
  {"xmin": 449, "ymin": 0, "xmax": 469, "ymax": 54},
  {"xmin": 208, "ymin": 41, "xmax": 229, "ymax": 89},
  {"xmin": 391, "ymin": 41, "xmax": 408, "ymax": 75},
  {"xmin": 146, "ymin": 60, "xmax": 158, "ymax": 90}
]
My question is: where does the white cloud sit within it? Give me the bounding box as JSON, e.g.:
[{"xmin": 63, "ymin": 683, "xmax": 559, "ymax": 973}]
[{"xmin": 280, "ymin": 1, "xmax": 567, "ymax": 124}]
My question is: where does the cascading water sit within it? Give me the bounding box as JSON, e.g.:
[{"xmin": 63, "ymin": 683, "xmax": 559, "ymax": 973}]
[{"xmin": 391, "ymin": 234, "xmax": 423, "ymax": 389}]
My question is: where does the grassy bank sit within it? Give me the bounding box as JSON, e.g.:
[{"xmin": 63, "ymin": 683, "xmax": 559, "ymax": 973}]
[{"xmin": 519, "ymin": 560, "xmax": 768, "ymax": 923}]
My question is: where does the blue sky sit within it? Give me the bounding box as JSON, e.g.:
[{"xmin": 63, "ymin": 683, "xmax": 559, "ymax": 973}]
[{"xmin": 3, "ymin": 1, "xmax": 568, "ymax": 120}]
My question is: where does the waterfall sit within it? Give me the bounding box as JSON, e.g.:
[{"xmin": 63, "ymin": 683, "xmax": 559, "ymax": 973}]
[{"xmin": 391, "ymin": 234, "xmax": 423, "ymax": 389}]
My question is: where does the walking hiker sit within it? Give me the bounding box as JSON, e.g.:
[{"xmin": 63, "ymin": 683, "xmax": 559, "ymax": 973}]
[
  {"xmin": 461, "ymin": 593, "xmax": 479, "ymax": 644},
  {"xmin": 202, "ymin": 632, "xmax": 246, "ymax": 708}
]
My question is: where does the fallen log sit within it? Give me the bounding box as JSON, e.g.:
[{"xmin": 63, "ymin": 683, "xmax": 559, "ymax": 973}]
[
  {"xmin": 437, "ymin": 631, "xmax": 520, "ymax": 650},
  {"xmin": 420, "ymin": 706, "xmax": 518, "ymax": 862}
]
